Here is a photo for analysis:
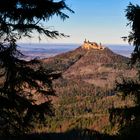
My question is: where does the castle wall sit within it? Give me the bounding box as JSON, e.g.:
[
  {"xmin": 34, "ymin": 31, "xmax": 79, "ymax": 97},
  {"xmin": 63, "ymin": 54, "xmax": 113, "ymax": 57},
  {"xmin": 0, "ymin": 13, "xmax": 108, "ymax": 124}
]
[{"xmin": 82, "ymin": 41, "xmax": 104, "ymax": 50}]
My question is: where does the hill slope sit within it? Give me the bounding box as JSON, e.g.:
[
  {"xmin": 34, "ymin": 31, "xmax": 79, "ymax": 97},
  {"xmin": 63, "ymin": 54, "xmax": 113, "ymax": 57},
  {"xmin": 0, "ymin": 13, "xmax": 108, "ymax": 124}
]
[
  {"xmin": 40, "ymin": 46, "xmax": 136, "ymax": 134},
  {"xmin": 41, "ymin": 47, "xmax": 87, "ymax": 72},
  {"xmin": 42, "ymin": 46, "xmax": 134, "ymax": 88},
  {"xmin": 63, "ymin": 47, "xmax": 134, "ymax": 88}
]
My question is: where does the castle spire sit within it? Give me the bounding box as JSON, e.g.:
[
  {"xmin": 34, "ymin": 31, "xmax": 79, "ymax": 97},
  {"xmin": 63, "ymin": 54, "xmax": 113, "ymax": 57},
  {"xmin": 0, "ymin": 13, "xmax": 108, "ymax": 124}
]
[{"xmin": 84, "ymin": 38, "xmax": 87, "ymax": 43}]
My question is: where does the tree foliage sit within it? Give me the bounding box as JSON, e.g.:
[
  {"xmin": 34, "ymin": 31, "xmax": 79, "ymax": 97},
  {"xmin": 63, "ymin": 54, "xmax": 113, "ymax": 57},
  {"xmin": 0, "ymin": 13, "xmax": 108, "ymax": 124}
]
[
  {"xmin": 0, "ymin": 0, "xmax": 73, "ymax": 40},
  {"xmin": 109, "ymin": 3, "xmax": 140, "ymax": 139},
  {"xmin": 0, "ymin": 0, "xmax": 73, "ymax": 136},
  {"xmin": 122, "ymin": 3, "xmax": 140, "ymax": 64}
]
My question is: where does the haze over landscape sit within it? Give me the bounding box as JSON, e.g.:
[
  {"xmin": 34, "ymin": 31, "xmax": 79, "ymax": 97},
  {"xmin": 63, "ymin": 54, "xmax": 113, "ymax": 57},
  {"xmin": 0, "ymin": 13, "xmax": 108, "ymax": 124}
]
[
  {"xmin": 18, "ymin": 0, "xmax": 139, "ymax": 61},
  {"xmin": 19, "ymin": 43, "xmax": 134, "ymax": 60}
]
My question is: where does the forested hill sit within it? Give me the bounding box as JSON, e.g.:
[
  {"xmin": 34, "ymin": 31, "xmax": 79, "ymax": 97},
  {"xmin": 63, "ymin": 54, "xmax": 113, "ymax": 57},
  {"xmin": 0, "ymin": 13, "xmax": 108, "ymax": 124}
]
[
  {"xmin": 37, "ymin": 46, "xmax": 136, "ymax": 134},
  {"xmin": 41, "ymin": 46, "xmax": 129, "ymax": 72},
  {"xmin": 41, "ymin": 47, "xmax": 87, "ymax": 72},
  {"xmin": 41, "ymin": 46, "xmax": 134, "ymax": 89}
]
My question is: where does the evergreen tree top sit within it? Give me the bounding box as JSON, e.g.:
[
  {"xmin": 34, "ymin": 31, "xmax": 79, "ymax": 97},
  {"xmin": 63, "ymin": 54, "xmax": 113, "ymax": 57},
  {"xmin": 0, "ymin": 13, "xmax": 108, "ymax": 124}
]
[{"xmin": 0, "ymin": 0, "xmax": 74, "ymax": 40}]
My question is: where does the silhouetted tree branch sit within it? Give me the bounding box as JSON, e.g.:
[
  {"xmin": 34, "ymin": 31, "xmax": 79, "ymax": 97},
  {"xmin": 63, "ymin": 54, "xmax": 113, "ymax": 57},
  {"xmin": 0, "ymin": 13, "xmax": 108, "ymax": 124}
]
[
  {"xmin": 0, "ymin": 0, "xmax": 73, "ymax": 136},
  {"xmin": 109, "ymin": 3, "xmax": 140, "ymax": 139}
]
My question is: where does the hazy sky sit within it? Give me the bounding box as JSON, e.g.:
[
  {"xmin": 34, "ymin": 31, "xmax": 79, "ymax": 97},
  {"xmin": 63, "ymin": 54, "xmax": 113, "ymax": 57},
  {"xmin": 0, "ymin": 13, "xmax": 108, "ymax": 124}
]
[{"xmin": 21, "ymin": 0, "xmax": 140, "ymax": 45}]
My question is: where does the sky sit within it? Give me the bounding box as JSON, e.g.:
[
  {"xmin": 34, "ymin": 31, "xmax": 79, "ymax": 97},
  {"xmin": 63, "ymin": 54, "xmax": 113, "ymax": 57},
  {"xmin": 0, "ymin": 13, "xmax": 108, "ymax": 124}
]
[{"xmin": 21, "ymin": 0, "xmax": 140, "ymax": 45}]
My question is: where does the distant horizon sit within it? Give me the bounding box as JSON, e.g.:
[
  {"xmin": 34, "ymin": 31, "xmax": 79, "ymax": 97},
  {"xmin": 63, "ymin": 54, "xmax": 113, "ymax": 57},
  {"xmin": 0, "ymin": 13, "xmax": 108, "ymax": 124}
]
[
  {"xmin": 17, "ymin": 42, "xmax": 133, "ymax": 46},
  {"xmin": 18, "ymin": 43, "xmax": 134, "ymax": 60}
]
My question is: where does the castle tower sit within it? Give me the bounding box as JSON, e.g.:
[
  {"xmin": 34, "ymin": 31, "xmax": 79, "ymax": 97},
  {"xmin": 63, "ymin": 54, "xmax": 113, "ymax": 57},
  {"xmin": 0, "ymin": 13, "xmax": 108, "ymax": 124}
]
[
  {"xmin": 84, "ymin": 39, "xmax": 87, "ymax": 43},
  {"xmin": 82, "ymin": 39, "xmax": 105, "ymax": 50}
]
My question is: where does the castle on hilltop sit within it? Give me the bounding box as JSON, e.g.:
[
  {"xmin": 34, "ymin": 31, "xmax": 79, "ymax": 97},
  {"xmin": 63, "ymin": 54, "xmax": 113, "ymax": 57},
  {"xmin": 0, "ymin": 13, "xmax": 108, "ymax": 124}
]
[{"xmin": 82, "ymin": 39, "xmax": 104, "ymax": 50}]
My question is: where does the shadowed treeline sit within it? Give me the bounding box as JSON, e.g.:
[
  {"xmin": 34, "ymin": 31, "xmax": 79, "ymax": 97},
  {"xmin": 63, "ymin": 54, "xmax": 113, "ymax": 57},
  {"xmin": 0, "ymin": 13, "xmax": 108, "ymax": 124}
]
[
  {"xmin": 109, "ymin": 3, "xmax": 140, "ymax": 140},
  {"xmin": 0, "ymin": 128, "xmax": 117, "ymax": 140}
]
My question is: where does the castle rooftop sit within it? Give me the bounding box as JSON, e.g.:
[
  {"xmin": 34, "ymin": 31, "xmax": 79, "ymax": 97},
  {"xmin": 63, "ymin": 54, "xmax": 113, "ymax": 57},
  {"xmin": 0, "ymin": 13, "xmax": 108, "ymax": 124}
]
[{"xmin": 82, "ymin": 39, "xmax": 105, "ymax": 50}]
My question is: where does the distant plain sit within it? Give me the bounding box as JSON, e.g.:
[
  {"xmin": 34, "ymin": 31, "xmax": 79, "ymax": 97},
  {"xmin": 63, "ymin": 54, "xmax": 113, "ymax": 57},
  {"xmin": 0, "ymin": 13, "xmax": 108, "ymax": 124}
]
[{"xmin": 18, "ymin": 43, "xmax": 134, "ymax": 60}]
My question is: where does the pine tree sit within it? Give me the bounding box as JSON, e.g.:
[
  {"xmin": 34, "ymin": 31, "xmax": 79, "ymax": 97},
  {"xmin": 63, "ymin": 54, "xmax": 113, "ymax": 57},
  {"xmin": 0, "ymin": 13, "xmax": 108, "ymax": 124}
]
[
  {"xmin": 109, "ymin": 3, "xmax": 140, "ymax": 139},
  {"xmin": 0, "ymin": 0, "xmax": 73, "ymax": 136}
]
